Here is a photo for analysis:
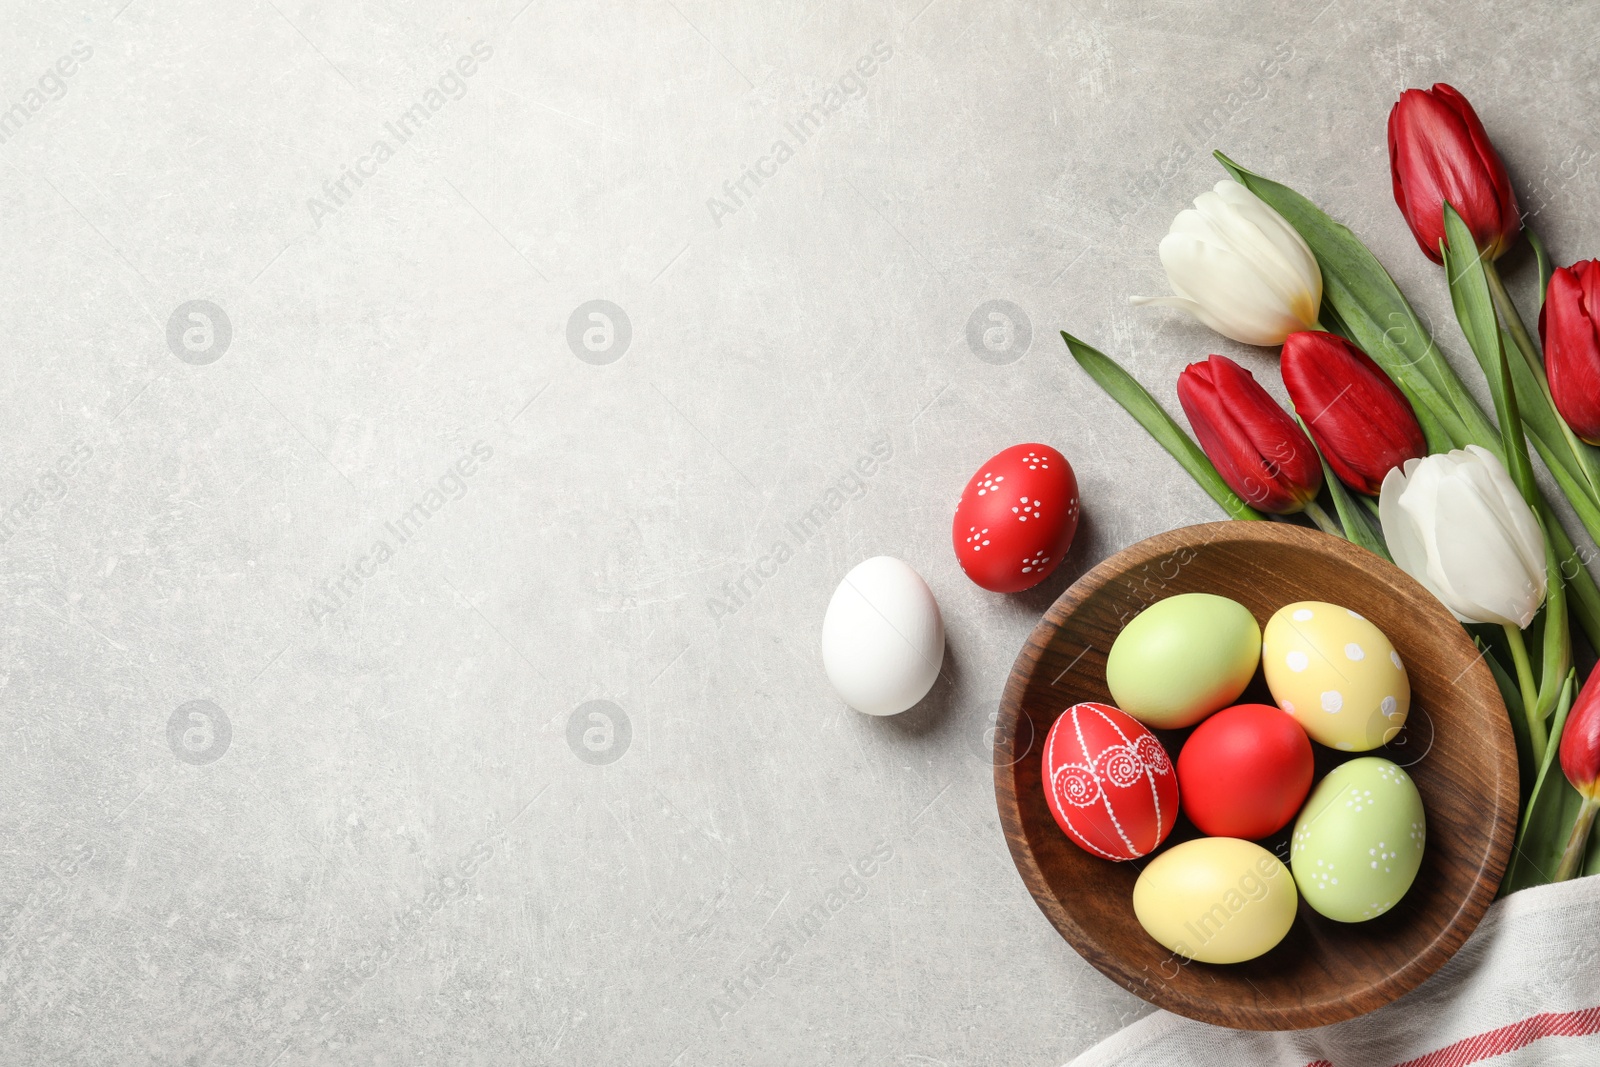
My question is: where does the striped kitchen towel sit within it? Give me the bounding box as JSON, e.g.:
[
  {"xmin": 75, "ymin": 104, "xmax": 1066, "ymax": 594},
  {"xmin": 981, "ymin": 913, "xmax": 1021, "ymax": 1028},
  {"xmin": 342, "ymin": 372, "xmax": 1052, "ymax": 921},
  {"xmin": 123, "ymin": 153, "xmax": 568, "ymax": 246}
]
[{"xmin": 1067, "ymin": 875, "xmax": 1600, "ymax": 1067}]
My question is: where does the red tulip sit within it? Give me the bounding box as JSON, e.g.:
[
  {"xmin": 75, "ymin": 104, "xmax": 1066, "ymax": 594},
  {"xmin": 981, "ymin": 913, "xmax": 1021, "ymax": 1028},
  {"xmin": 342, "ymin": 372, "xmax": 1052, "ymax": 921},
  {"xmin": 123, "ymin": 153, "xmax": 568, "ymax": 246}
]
[
  {"xmin": 1557, "ymin": 673, "xmax": 1600, "ymax": 880},
  {"xmin": 1561, "ymin": 675, "xmax": 1600, "ymax": 802},
  {"xmin": 1539, "ymin": 260, "xmax": 1600, "ymax": 445},
  {"xmin": 1281, "ymin": 331, "xmax": 1427, "ymax": 495},
  {"xmin": 1177, "ymin": 355, "xmax": 1323, "ymax": 515},
  {"xmin": 1388, "ymin": 83, "xmax": 1520, "ymax": 264}
]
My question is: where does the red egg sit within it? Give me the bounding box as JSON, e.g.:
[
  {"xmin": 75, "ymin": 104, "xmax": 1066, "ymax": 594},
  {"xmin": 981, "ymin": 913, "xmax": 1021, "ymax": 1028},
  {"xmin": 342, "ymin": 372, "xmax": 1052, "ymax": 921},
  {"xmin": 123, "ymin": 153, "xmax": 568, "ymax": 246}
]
[
  {"xmin": 1176, "ymin": 704, "xmax": 1314, "ymax": 840},
  {"xmin": 1042, "ymin": 702, "xmax": 1177, "ymax": 861},
  {"xmin": 953, "ymin": 443, "xmax": 1080, "ymax": 593}
]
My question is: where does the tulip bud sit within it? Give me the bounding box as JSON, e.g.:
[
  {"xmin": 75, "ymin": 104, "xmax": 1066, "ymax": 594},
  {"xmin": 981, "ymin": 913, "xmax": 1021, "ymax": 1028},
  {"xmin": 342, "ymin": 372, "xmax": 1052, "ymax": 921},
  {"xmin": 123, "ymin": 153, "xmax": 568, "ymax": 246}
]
[
  {"xmin": 1176, "ymin": 355, "xmax": 1323, "ymax": 515},
  {"xmin": 1378, "ymin": 446, "xmax": 1547, "ymax": 629},
  {"xmin": 1388, "ymin": 83, "xmax": 1520, "ymax": 264},
  {"xmin": 1132, "ymin": 180, "xmax": 1322, "ymax": 347},
  {"xmin": 1557, "ymin": 674, "xmax": 1600, "ymax": 881},
  {"xmin": 1560, "ymin": 674, "xmax": 1600, "ymax": 802},
  {"xmin": 1281, "ymin": 331, "xmax": 1427, "ymax": 495},
  {"xmin": 1539, "ymin": 260, "xmax": 1600, "ymax": 445}
]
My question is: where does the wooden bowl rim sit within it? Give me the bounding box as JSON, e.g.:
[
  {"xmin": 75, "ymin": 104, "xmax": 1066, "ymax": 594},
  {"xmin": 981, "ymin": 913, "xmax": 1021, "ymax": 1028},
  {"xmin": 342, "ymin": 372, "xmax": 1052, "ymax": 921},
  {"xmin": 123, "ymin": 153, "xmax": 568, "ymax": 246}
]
[{"xmin": 993, "ymin": 520, "xmax": 1517, "ymax": 1030}]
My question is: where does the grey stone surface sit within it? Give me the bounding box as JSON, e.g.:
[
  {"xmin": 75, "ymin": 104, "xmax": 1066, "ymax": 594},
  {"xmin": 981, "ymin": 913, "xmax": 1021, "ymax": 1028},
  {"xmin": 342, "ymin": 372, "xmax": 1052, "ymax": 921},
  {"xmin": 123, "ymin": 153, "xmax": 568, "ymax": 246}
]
[{"xmin": 2, "ymin": 1, "xmax": 1597, "ymax": 1063}]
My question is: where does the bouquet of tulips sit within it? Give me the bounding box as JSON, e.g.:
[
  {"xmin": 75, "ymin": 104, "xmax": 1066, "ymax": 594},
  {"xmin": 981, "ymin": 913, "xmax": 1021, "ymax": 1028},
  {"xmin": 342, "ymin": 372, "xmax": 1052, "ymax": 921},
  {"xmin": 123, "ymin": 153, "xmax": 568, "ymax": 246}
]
[{"xmin": 1068, "ymin": 84, "xmax": 1600, "ymax": 890}]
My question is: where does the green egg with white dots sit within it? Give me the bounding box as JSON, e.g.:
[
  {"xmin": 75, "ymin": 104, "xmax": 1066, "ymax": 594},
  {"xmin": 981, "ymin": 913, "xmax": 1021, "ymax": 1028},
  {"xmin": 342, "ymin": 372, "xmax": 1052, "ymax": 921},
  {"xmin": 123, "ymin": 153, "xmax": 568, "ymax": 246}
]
[
  {"xmin": 1290, "ymin": 757, "xmax": 1425, "ymax": 922},
  {"xmin": 1105, "ymin": 593, "xmax": 1260, "ymax": 729}
]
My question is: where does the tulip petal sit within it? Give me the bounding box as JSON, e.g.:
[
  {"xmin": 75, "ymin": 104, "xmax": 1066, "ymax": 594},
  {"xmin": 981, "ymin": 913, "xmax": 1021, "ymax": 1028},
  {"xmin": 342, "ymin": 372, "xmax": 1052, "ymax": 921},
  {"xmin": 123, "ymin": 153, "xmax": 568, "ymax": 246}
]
[
  {"xmin": 1175, "ymin": 355, "xmax": 1321, "ymax": 513},
  {"xmin": 1428, "ymin": 472, "xmax": 1544, "ymax": 628},
  {"xmin": 1403, "ymin": 454, "xmax": 1496, "ymax": 624},
  {"xmin": 1401, "ymin": 448, "xmax": 1545, "ymax": 627},
  {"xmin": 1133, "ymin": 180, "xmax": 1323, "ymax": 348},
  {"xmin": 1284, "ymin": 331, "xmax": 1427, "ymax": 494},
  {"xmin": 1433, "ymin": 84, "xmax": 1520, "ymax": 256},
  {"xmin": 1379, "ymin": 466, "xmax": 1449, "ymax": 606},
  {"xmin": 1382, "ymin": 461, "xmax": 1474, "ymax": 624},
  {"xmin": 1389, "ymin": 85, "xmax": 1520, "ymax": 262},
  {"xmin": 1187, "ymin": 189, "xmax": 1315, "ymax": 324},
  {"xmin": 1543, "ymin": 262, "xmax": 1600, "ymax": 443},
  {"xmin": 1560, "ymin": 675, "xmax": 1600, "ymax": 801},
  {"xmin": 1205, "ymin": 181, "xmax": 1323, "ymax": 316},
  {"xmin": 1154, "ymin": 232, "xmax": 1306, "ymax": 346},
  {"xmin": 1463, "ymin": 444, "xmax": 1548, "ymax": 586}
]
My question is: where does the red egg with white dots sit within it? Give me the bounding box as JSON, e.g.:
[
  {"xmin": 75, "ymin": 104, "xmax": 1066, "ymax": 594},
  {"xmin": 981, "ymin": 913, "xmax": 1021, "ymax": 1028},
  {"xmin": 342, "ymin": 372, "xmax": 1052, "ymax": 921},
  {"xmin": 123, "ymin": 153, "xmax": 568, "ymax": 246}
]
[
  {"xmin": 1043, "ymin": 702, "xmax": 1178, "ymax": 861},
  {"xmin": 952, "ymin": 443, "xmax": 1080, "ymax": 592}
]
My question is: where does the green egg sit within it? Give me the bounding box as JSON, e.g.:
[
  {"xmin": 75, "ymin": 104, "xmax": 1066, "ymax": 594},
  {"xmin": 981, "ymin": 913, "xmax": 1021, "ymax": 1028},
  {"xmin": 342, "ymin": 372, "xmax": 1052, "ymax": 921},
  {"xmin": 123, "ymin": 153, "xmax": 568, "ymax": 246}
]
[
  {"xmin": 1291, "ymin": 757, "xmax": 1425, "ymax": 922},
  {"xmin": 1105, "ymin": 593, "xmax": 1260, "ymax": 728}
]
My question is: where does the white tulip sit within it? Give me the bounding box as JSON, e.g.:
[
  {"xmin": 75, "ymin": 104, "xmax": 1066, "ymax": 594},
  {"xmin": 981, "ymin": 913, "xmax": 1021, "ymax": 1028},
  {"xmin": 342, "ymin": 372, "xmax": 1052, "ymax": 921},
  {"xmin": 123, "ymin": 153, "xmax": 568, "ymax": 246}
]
[
  {"xmin": 1379, "ymin": 446, "xmax": 1547, "ymax": 629},
  {"xmin": 1131, "ymin": 180, "xmax": 1323, "ymax": 347}
]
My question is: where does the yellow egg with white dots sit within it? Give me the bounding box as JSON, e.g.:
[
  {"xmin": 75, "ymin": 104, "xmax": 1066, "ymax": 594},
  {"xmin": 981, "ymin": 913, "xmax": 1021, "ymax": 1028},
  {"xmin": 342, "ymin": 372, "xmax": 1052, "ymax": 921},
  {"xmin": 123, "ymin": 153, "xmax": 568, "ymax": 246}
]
[{"xmin": 1262, "ymin": 601, "xmax": 1409, "ymax": 751}]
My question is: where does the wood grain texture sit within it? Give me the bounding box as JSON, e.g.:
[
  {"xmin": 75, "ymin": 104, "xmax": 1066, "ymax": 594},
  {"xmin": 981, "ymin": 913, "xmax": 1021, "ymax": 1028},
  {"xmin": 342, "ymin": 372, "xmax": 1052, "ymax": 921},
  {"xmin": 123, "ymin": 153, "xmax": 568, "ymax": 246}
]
[{"xmin": 993, "ymin": 521, "xmax": 1517, "ymax": 1031}]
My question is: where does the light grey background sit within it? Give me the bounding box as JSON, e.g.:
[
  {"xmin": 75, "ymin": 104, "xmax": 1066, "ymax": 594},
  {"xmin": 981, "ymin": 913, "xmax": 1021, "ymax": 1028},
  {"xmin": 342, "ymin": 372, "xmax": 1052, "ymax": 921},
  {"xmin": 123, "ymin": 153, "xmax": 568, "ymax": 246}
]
[{"xmin": 3, "ymin": 1, "xmax": 1597, "ymax": 1064}]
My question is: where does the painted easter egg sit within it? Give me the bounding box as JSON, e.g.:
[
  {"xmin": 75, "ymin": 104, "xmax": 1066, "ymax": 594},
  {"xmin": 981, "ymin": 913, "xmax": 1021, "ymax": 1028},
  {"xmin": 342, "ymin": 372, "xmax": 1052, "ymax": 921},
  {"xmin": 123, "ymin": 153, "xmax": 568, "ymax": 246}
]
[
  {"xmin": 1290, "ymin": 757, "xmax": 1426, "ymax": 922},
  {"xmin": 1042, "ymin": 702, "xmax": 1177, "ymax": 861},
  {"xmin": 1262, "ymin": 601, "xmax": 1410, "ymax": 751},
  {"xmin": 1105, "ymin": 593, "xmax": 1261, "ymax": 729},
  {"xmin": 952, "ymin": 443, "xmax": 1080, "ymax": 593},
  {"xmin": 1176, "ymin": 703, "xmax": 1315, "ymax": 840},
  {"xmin": 1133, "ymin": 838, "xmax": 1299, "ymax": 964}
]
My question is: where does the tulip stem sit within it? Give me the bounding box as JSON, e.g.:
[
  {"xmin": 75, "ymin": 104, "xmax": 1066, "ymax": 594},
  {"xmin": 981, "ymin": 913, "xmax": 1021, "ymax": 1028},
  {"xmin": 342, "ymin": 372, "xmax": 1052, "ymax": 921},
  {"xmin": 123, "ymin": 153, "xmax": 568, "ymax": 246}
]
[
  {"xmin": 1485, "ymin": 261, "xmax": 1548, "ymax": 387},
  {"xmin": 1555, "ymin": 797, "xmax": 1599, "ymax": 881},
  {"xmin": 1301, "ymin": 499, "xmax": 1342, "ymax": 539},
  {"xmin": 1504, "ymin": 623, "xmax": 1546, "ymax": 763}
]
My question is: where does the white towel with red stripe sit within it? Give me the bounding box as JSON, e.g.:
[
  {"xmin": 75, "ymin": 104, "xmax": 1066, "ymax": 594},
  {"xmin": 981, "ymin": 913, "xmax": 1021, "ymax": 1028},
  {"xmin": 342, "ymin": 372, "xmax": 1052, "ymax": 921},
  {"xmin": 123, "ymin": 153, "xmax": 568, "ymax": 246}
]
[{"xmin": 1067, "ymin": 875, "xmax": 1600, "ymax": 1067}]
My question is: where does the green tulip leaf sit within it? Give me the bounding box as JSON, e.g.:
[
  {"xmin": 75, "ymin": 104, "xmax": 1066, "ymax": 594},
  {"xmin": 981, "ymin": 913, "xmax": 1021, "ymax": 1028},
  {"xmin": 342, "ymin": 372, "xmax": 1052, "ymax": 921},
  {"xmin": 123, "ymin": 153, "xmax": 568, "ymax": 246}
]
[
  {"xmin": 1535, "ymin": 439, "xmax": 1600, "ymax": 537},
  {"xmin": 1403, "ymin": 379, "xmax": 1465, "ymax": 457},
  {"xmin": 1483, "ymin": 265, "xmax": 1600, "ymax": 510},
  {"xmin": 1316, "ymin": 299, "xmax": 1352, "ymax": 338},
  {"xmin": 1527, "ymin": 225, "xmax": 1554, "ymax": 307},
  {"xmin": 1061, "ymin": 331, "xmax": 1264, "ymax": 521},
  {"xmin": 1484, "ymin": 638, "xmax": 1535, "ymax": 804},
  {"xmin": 1504, "ymin": 670, "xmax": 1581, "ymax": 894},
  {"xmin": 1585, "ymin": 791, "xmax": 1600, "ymax": 877},
  {"xmin": 1440, "ymin": 204, "xmax": 1540, "ymax": 504},
  {"xmin": 1298, "ymin": 417, "xmax": 1391, "ymax": 560},
  {"xmin": 1545, "ymin": 510, "xmax": 1600, "ymax": 654},
  {"xmin": 1496, "ymin": 326, "xmax": 1600, "ymax": 532},
  {"xmin": 1537, "ymin": 538, "xmax": 1572, "ymax": 723}
]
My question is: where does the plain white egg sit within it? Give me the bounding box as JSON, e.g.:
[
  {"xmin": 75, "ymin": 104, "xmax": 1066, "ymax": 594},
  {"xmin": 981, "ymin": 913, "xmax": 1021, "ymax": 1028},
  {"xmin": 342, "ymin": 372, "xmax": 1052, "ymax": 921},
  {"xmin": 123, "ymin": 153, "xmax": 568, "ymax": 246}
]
[{"xmin": 821, "ymin": 556, "xmax": 945, "ymax": 716}]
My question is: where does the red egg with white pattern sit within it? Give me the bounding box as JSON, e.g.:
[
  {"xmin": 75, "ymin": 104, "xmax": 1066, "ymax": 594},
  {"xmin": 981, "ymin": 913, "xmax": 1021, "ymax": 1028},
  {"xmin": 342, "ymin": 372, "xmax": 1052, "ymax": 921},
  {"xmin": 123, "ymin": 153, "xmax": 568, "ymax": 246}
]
[
  {"xmin": 1042, "ymin": 702, "xmax": 1178, "ymax": 861},
  {"xmin": 952, "ymin": 443, "xmax": 1079, "ymax": 592}
]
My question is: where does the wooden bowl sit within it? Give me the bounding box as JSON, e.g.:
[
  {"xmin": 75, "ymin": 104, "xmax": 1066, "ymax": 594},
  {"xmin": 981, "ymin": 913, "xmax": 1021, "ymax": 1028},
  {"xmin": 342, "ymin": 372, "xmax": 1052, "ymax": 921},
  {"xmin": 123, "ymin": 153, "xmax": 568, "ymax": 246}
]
[{"xmin": 994, "ymin": 521, "xmax": 1517, "ymax": 1030}]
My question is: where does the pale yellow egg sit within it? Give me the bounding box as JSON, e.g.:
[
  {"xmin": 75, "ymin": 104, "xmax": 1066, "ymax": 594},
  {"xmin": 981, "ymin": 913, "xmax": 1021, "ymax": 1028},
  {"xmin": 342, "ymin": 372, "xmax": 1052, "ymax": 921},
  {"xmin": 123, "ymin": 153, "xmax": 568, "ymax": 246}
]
[{"xmin": 1132, "ymin": 838, "xmax": 1298, "ymax": 964}]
